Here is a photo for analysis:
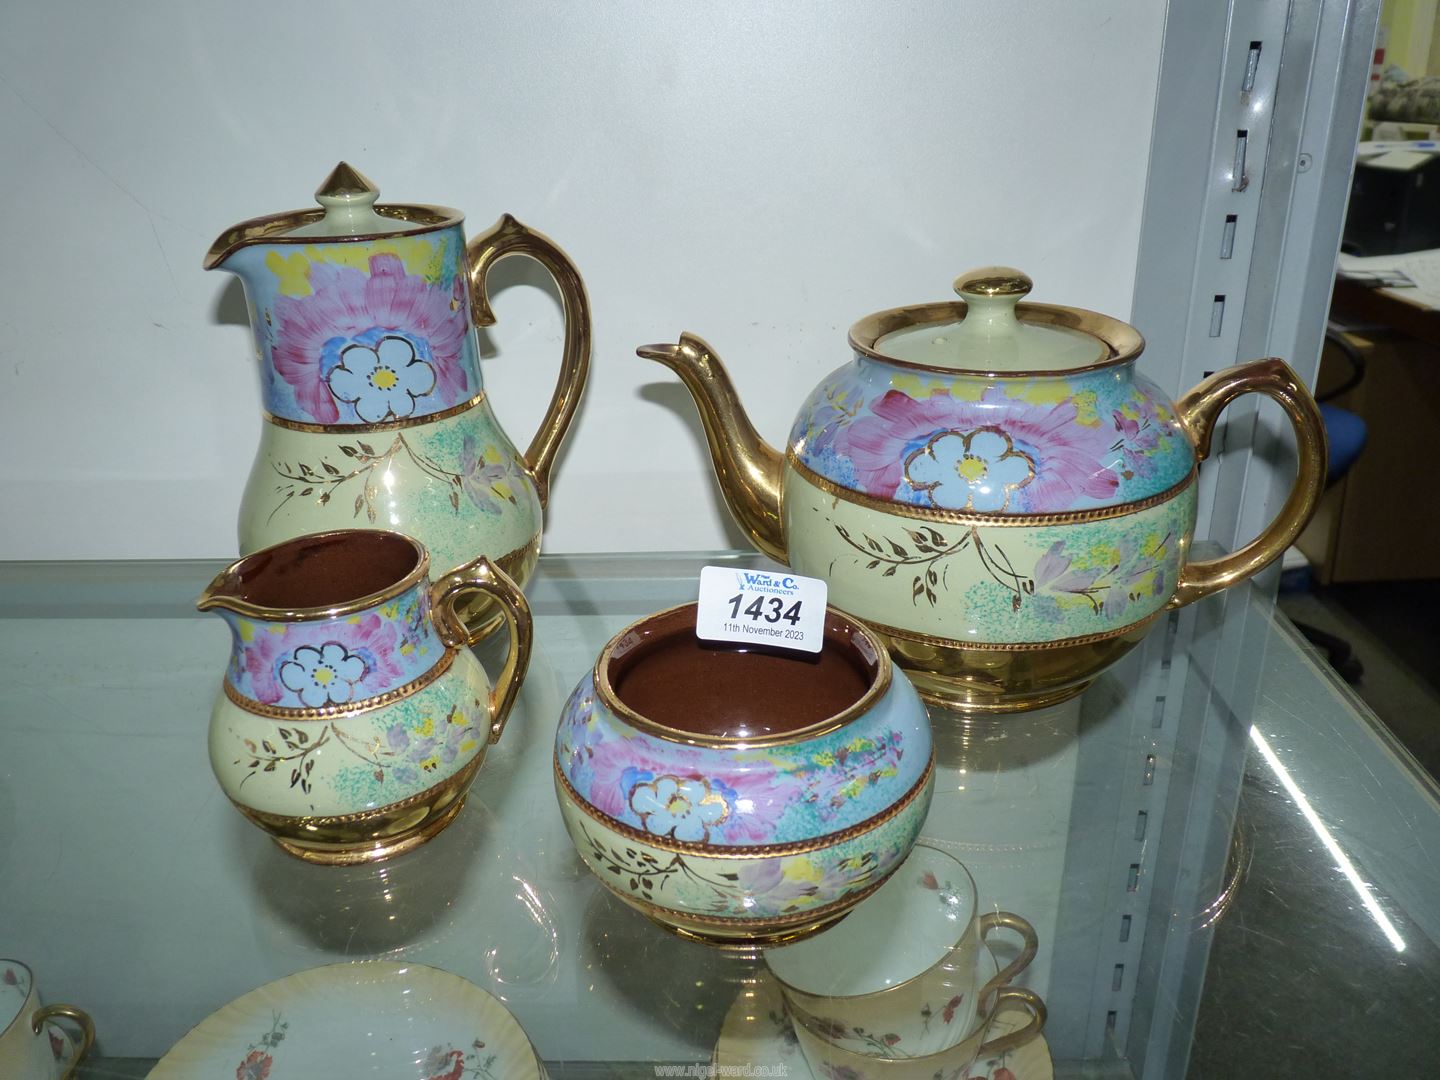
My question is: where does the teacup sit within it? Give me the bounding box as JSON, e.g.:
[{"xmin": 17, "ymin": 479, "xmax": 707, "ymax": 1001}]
[
  {"xmin": 790, "ymin": 980, "xmax": 1046, "ymax": 1080},
  {"xmin": 764, "ymin": 843, "xmax": 1037, "ymax": 1057},
  {"xmin": 554, "ymin": 601, "xmax": 935, "ymax": 948},
  {"xmin": 0, "ymin": 961, "xmax": 94, "ymax": 1080}
]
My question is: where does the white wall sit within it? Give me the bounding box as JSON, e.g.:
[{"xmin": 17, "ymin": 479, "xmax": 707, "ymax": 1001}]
[{"xmin": 0, "ymin": 1, "xmax": 1165, "ymax": 560}]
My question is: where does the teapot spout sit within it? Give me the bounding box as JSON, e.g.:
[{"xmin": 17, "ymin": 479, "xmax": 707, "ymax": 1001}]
[{"xmin": 637, "ymin": 333, "xmax": 787, "ymax": 563}]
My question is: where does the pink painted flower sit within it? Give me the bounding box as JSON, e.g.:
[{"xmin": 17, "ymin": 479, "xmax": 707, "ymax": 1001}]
[
  {"xmin": 422, "ymin": 1046, "xmax": 467, "ymax": 1080},
  {"xmin": 237, "ymin": 613, "xmax": 406, "ymax": 705},
  {"xmin": 272, "ymin": 254, "xmax": 470, "ymax": 423},
  {"xmin": 236, "ymin": 1049, "xmax": 272, "ymax": 1080},
  {"xmin": 838, "ymin": 388, "xmax": 1120, "ymax": 511}
]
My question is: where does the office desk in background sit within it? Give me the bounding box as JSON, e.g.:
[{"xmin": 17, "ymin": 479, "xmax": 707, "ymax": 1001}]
[{"xmin": 1296, "ymin": 270, "xmax": 1440, "ymax": 583}]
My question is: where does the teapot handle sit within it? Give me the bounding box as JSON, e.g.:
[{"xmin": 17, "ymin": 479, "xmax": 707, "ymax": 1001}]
[
  {"xmin": 1167, "ymin": 358, "xmax": 1327, "ymax": 609},
  {"xmin": 430, "ymin": 556, "xmax": 534, "ymax": 745},
  {"xmin": 467, "ymin": 214, "xmax": 592, "ymax": 510}
]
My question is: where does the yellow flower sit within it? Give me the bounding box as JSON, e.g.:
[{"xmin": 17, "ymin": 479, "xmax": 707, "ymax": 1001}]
[
  {"xmin": 414, "ymin": 716, "xmax": 435, "ymax": 737},
  {"xmin": 237, "ymin": 619, "xmax": 256, "ymax": 643},
  {"xmin": 783, "ymin": 860, "xmax": 824, "ymax": 883},
  {"xmin": 380, "ymin": 603, "xmax": 399, "ymax": 619},
  {"xmin": 419, "ymin": 755, "xmax": 440, "ymax": 772},
  {"xmin": 814, "ymin": 751, "xmax": 835, "ymax": 767},
  {"xmin": 1072, "ymin": 390, "xmax": 1100, "ymax": 426},
  {"xmin": 891, "ymin": 373, "xmax": 947, "ymax": 398},
  {"xmin": 1088, "ymin": 543, "xmax": 1122, "ymax": 567},
  {"xmin": 266, "ymin": 239, "xmax": 447, "ymax": 297},
  {"xmin": 459, "ymin": 739, "xmax": 478, "ymax": 755},
  {"xmin": 1140, "ymin": 533, "xmax": 1168, "ymax": 559},
  {"xmin": 1013, "ymin": 380, "xmax": 1072, "ymax": 406}
]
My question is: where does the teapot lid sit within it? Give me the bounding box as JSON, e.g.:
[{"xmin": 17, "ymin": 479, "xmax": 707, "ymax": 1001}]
[{"xmin": 861, "ymin": 267, "xmax": 1127, "ymax": 375}]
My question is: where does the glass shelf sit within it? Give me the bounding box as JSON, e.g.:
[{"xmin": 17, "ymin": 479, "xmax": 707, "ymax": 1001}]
[{"xmin": 1, "ymin": 552, "xmax": 1435, "ymax": 1079}]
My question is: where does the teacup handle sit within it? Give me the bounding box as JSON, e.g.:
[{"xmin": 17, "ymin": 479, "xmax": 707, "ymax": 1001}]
[
  {"xmin": 1167, "ymin": 358, "xmax": 1327, "ymax": 609},
  {"xmin": 429, "ymin": 556, "xmax": 534, "ymax": 745},
  {"xmin": 31, "ymin": 1004, "xmax": 94, "ymax": 1080},
  {"xmin": 467, "ymin": 214, "xmax": 592, "ymax": 511},
  {"xmin": 977, "ymin": 910, "xmax": 1039, "ymax": 994},
  {"xmin": 975, "ymin": 986, "xmax": 1047, "ymax": 1057}
]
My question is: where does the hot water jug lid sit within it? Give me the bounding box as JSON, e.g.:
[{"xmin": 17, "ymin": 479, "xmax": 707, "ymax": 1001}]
[{"xmin": 282, "ymin": 161, "xmax": 425, "ymax": 238}]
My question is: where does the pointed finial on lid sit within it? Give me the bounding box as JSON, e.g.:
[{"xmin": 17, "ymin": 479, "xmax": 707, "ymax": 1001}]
[
  {"xmin": 285, "ymin": 161, "xmax": 394, "ymax": 237},
  {"xmin": 316, "ymin": 161, "xmax": 378, "ymax": 201}
]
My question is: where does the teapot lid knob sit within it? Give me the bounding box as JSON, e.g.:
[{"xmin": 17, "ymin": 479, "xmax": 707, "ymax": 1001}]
[
  {"xmin": 953, "ymin": 266, "xmax": 1032, "ymax": 301},
  {"xmin": 299, "ymin": 161, "xmax": 393, "ymax": 236},
  {"xmin": 951, "ymin": 266, "xmax": 1031, "ymax": 345}
]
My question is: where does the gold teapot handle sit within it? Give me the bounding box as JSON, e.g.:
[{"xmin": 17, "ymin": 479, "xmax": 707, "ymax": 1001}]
[
  {"xmin": 1167, "ymin": 358, "xmax": 1327, "ymax": 609},
  {"xmin": 430, "ymin": 556, "xmax": 534, "ymax": 745},
  {"xmin": 467, "ymin": 214, "xmax": 592, "ymax": 510},
  {"xmin": 32, "ymin": 1003, "xmax": 95, "ymax": 1080}
]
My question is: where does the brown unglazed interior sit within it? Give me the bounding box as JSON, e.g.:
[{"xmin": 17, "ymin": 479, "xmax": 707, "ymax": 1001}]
[
  {"xmin": 222, "ymin": 531, "xmax": 421, "ymax": 610},
  {"xmin": 604, "ymin": 604, "xmax": 883, "ymax": 741}
]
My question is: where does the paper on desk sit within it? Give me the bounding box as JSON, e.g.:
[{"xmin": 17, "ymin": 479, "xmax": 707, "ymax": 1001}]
[{"xmin": 1338, "ymin": 250, "xmax": 1440, "ymax": 309}]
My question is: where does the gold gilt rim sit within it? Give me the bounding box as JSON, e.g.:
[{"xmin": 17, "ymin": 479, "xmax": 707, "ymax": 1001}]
[
  {"xmin": 203, "ymin": 204, "xmax": 464, "ymax": 269},
  {"xmin": 232, "ymin": 754, "xmax": 483, "ymax": 829},
  {"xmin": 787, "ymin": 454, "xmax": 1197, "ymax": 527},
  {"xmin": 263, "ymin": 390, "xmax": 488, "ymax": 434},
  {"xmin": 222, "ymin": 647, "xmax": 457, "ymax": 720},
  {"xmin": 768, "ymin": 842, "xmax": 980, "ymax": 1001},
  {"xmin": 197, "ymin": 529, "xmax": 429, "ymax": 622},
  {"xmin": 592, "ymin": 600, "xmax": 893, "ymax": 748},
  {"xmin": 613, "ymin": 866, "xmax": 893, "ymax": 930},
  {"xmin": 0, "ymin": 959, "xmax": 35, "ymax": 1040},
  {"xmin": 848, "ymin": 299, "xmax": 1145, "ymax": 377},
  {"xmin": 866, "ymin": 609, "xmax": 1165, "ymax": 653},
  {"xmin": 558, "ymin": 755, "xmax": 934, "ymax": 859}
]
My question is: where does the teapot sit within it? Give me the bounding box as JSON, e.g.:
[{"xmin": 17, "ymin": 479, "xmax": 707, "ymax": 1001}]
[
  {"xmin": 205, "ymin": 163, "xmax": 589, "ymax": 634},
  {"xmin": 639, "ymin": 267, "xmax": 1326, "ymax": 714}
]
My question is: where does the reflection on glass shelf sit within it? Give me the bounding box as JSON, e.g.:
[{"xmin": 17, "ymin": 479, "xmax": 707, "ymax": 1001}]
[{"xmin": 1247, "ymin": 725, "xmax": 1406, "ymax": 953}]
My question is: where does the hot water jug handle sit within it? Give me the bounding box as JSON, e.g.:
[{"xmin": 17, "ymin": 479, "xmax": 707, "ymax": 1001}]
[
  {"xmin": 466, "ymin": 215, "xmax": 592, "ymax": 511},
  {"xmin": 1167, "ymin": 358, "xmax": 1328, "ymax": 609},
  {"xmin": 430, "ymin": 556, "xmax": 535, "ymax": 745}
]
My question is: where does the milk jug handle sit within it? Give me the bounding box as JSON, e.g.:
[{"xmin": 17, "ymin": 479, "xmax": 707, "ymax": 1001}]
[
  {"xmin": 430, "ymin": 556, "xmax": 535, "ymax": 745},
  {"xmin": 467, "ymin": 215, "xmax": 592, "ymax": 511},
  {"xmin": 1167, "ymin": 358, "xmax": 1328, "ymax": 609}
]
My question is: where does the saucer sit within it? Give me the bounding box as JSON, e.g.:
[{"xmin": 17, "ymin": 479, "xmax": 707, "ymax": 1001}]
[
  {"xmin": 714, "ymin": 968, "xmax": 1052, "ymax": 1080},
  {"xmin": 148, "ymin": 961, "xmax": 543, "ymax": 1079}
]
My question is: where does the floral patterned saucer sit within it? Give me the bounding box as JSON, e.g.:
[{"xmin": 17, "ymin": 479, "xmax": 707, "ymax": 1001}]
[
  {"xmin": 713, "ymin": 968, "xmax": 1051, "ymax": 1080},
  {"xmin": 147, "ymin": 962, "xmax": 543, "ymax": 1079}
]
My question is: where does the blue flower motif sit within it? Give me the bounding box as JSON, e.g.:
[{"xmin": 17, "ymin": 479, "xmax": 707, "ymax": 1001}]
[
  {"xmin": 326, "ymin": 334, "xmax": 436, "ymax": 423},
  {"xmin": 629, "ymin": 775, "xmax": 730, "ymax": 843},
  {"xmin": 278, "ymin": 642, "xmax": 367, "ymax": 707},
  {"xmin": 903, "ymin": 428, "xmax": 1034, "ymax": 511}
]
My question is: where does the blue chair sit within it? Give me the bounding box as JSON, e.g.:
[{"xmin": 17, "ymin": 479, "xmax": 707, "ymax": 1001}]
[{"xmin": 1291, "ymin": 330, "xmax": 1369, "ymax": 682}]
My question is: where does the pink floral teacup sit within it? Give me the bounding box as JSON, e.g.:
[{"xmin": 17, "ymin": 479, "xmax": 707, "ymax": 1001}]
[
  {"xmin": 0, "ymin": 961, "xmax": 94, "ymax": 1080},
  {"xmin": 764, "ymin": 844, "xmax": 1038, "ymax": 1058}
]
